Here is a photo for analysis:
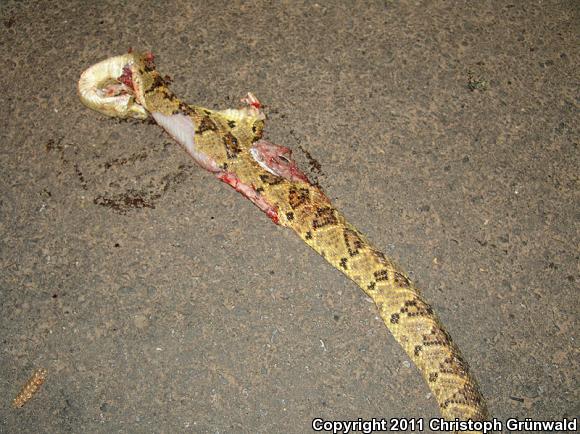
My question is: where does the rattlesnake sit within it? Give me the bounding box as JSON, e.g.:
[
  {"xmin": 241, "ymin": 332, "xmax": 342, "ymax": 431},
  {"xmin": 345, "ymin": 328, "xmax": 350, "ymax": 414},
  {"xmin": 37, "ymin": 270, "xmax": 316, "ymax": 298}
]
[{"xmin": 78, "ymin": 51, "xmax": 488, "ymax": 429}]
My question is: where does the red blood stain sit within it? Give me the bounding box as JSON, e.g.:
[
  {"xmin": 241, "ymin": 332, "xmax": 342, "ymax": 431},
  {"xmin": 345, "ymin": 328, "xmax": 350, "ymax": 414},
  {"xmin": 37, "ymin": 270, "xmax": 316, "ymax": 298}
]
[
  {"xmin": 265, "ymin": 208, "xmax": 279, "ymax": 224},
  {"xmin": 252, "ymin": 140, "xmax": 310, "ymax": 184},
  {"xmin": 118, "ymin": 66, "xmax": 134, "ymax": 90},
  {"xmin": 217, "ymin": 172, "xmax": 279, "ymax": 224},
  {"xmin": 218, "ymin": 172, "xmax": 239, "ymax": 188}
]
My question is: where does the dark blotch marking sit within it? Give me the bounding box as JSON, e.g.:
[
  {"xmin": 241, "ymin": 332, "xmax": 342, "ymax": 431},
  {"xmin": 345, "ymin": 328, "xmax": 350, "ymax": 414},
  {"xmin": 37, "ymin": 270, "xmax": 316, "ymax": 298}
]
[
  {"xmin": 305, "ymin": 231, "xmax": 313, "ymax": 240},
  {"xmin": 400, "ymin": 298, "xmax": 434, "ymax": 317},
  {"xmin": 414, "ymin": 345, "xmax": 422, "ymax": 356},
  {"xmin": 373, "ymin": 250, "xmax": 387, "ymax": 261},
  {"xmin": 251, "ymin": 121, "xmax": 264, "ymax": 138},
  {"xmin": 288, "ymin": 187, "xmax": 310, "ymax": 209},
  {"xmin": 373, "ymin": 269, "xmax": 389, "ymax": 281},
  {"xmin": 223, "ymin": 132, "xmax": 241, "ymax": 158},
  {"xmin": 196, "ymin": 116, "xmax": 218, "ymax": 134},
  {"xmin": 143, "ymin": 55, "xmax": 156, "ymax": 72},
  {"xmin": 286, "ymin": 212, "xmax": 294, "ymax": 221},
  {"xmin": 423, "ymin": 326, "xmax": 452, "ymax": 347},
  {"xmin": 390, "ymin": 313, "xmax": 399, "ymax": 324},
  {"xmin": 259, "ymin": 173, "xmax": 284, "ymax": 185},
  {"xmin": 312, "ymin": 207, "xmax": 338, "ymax": 229},
  {"xmin": 439, "ymin": 355, "xmax": 468, "ymax": 378},
  {"xmin": 177, "ymin": 102, "xmax": 195, "ymax": 116},
  {"xmin": 227, "ymin": 120, "xmax": 236, "ymax": 128},
  {"xmin": 145, "ymin": 74, "xmax": 166, "ymax": 93},
  {"xmin": 371, "ymin": 249, "xmax": 393, "ymax": 268},
  {"xmin": 145, "ymin": 73, "xmax": 169, "ymax": 95},
  {"xmin": 339, "ymin": 257, "xmax": 348, "ymax": 269},
  {"xmin": 428, "ymin": 372, "xmax": 438, "ymax": 383},
  {"xmin": 343, "ymin": 228, "xmax": 364, "ymax": 256},
  {"xmin": 442, "ymin": 382, "xmax": 483, "ymax": 412},
  {"xmin": 394, "ymin": 271, "xmax": 410, "ymax": 287}
]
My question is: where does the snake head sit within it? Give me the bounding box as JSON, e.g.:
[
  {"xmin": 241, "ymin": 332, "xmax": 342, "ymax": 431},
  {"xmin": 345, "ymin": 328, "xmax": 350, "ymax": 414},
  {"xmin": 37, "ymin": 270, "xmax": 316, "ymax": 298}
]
[{"xmin": 78, "ymin": 52, "xmax": 149, "ymax": 120}]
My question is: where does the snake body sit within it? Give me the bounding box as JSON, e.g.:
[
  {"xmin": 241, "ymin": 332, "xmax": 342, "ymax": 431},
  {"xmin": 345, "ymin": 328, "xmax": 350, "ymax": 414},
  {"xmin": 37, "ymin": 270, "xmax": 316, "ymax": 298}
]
[{"xmin": 78, "ymin": 51, "xmax": 488, "ymax": 427}]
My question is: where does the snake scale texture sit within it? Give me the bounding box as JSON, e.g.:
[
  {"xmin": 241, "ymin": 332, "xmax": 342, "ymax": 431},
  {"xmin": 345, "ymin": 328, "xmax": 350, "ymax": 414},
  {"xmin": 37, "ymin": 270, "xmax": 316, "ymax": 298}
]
[{"xmin": 78, "ymin": 51, "xmax": 488, "ymax": 429}]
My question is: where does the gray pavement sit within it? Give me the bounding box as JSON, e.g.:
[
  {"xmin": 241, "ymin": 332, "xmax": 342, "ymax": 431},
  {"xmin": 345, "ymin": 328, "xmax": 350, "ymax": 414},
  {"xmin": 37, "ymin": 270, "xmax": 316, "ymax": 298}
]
[{"xmin": 1, "ymin": 1, "xmax": 578, "ymax": 432}]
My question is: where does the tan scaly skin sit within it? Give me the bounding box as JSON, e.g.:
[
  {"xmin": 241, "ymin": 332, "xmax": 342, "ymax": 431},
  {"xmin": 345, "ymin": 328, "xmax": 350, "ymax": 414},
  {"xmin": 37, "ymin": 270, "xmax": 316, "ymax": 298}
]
[{"xmin": 78, "ymin": 51, "xmax": 489, "ymax": 429}]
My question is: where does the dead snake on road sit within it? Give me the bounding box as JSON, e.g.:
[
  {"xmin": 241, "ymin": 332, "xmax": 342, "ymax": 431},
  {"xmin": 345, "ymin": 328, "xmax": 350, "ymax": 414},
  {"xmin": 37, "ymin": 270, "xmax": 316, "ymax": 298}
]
[{"xmin": 78, "ymin": 51, "xmax": 488, "ymax": 429}]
